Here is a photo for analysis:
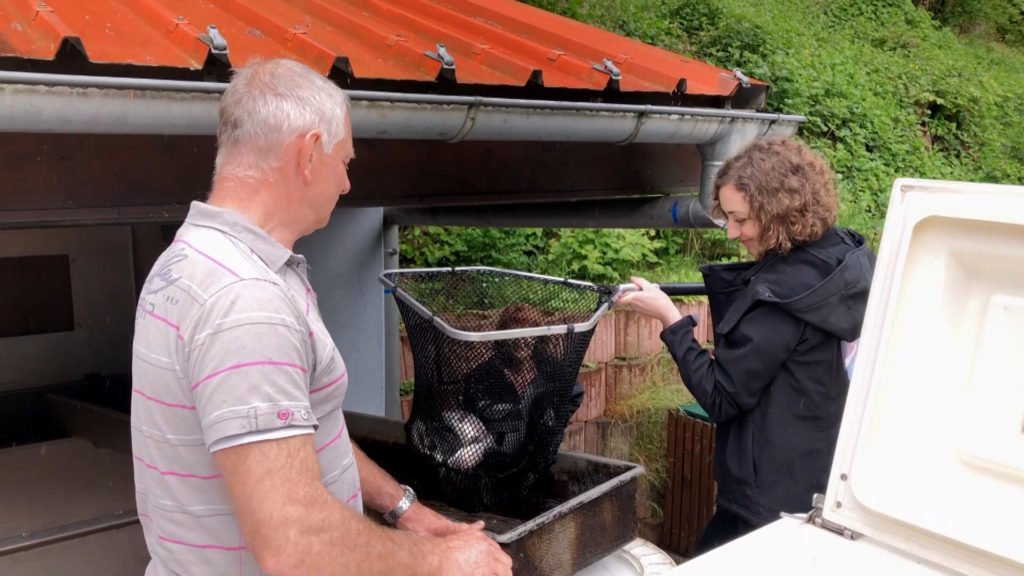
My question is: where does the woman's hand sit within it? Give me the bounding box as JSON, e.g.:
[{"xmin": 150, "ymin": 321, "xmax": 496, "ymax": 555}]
[{"xmin": 616, "ymin": 276, "xmax": 684, "ymax": 328}]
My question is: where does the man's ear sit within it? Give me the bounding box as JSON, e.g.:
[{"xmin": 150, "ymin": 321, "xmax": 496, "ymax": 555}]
[{"xmin": 297, "ymin": 130, "xmax": 322, "ymax": 183}]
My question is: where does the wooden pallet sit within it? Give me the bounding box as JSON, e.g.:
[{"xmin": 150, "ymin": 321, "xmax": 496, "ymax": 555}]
[{"xmin": 662, "ymin": 408, "xmax": 716, "ymax": 557}]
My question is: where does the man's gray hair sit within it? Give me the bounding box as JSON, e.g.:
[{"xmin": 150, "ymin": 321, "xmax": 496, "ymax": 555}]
[{"xmin": 214, "ymin": 58, "xmax": 351, "ymax": 181}]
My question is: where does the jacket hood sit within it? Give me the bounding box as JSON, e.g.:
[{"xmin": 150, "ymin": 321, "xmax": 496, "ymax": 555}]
[{"xmin": 701, "ymin": 228, "xmax": 875, "ymax": 342}]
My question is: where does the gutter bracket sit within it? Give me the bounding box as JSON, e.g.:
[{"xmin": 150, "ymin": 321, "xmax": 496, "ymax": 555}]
[
  {"xmin": 198, "ymin": 24, "xmax": 229, "ymax": 56},
  {"xmin": 731, "ymin": 68, "xmax": 751, "ymax": 88},
  {"xmin": 592, "ymin": 58, "xmax": 622, "ymax": 80},
  {"xmin": 425, "ymin": 43, "xmax": 456, "ymax": 70}
]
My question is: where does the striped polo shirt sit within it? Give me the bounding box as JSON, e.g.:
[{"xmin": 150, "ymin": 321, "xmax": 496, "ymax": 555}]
[{"xmin": 131, "ymin": 201, "xmax": 362, "ymax": 576}]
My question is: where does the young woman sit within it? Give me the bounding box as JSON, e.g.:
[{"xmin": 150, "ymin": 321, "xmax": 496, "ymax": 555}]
[{"xmin": 618, "ymin": 138, "xmax": 875, "ymax": 553}]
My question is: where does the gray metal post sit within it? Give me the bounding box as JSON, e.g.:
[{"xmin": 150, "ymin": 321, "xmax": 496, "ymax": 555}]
[
  {"xmin": 384, "ymin": 195, "xmax": 718, "ymax": 229},
  {"xmin": 383, "ymin": 222, "xmax": 401, "ymax": 420}
]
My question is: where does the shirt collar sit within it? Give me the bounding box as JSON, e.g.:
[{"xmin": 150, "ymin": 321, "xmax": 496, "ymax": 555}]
[{"xmin": 183, "ymin": 201, "xmax": 294, "ymax": 272}]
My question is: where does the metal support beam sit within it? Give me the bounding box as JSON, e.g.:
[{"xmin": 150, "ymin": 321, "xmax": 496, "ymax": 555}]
[
  {"xmin": 384, "ymin": 195, "xmax": 718, "ymax": 229},
  {"xmin": 383, "ymin": 222, "xmax": 401, "ymax": 420}
]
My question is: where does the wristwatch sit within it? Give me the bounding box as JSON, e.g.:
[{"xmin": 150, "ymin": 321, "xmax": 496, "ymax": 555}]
[{"xmin": 382, "ymin": 484, "xmax": 417, "ymax": 525}]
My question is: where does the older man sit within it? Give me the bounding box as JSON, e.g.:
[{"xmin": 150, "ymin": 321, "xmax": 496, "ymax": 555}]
[{"xmin": 131, "ymin": 58, "xmax": 512, "ymax": 576}]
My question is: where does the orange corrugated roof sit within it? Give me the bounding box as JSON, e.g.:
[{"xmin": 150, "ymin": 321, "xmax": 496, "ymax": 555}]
[{"xmin": 0, "ymin": 0, "xmax": 765, "ymax": 104}]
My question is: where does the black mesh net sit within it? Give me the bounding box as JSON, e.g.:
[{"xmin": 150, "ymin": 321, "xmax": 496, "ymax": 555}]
[{"xmin": 383, "ymin": 268, "xmax": 615, "ymax": 511}]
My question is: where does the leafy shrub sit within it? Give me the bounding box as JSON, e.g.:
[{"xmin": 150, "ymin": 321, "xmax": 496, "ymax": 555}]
[
  {"xmin": 916, "ymin": 0, "xmax": 1024, "ymax": 47},
  {"xmin": 399, "ymin": 227, "xmax": 707, "ymax": 285},
  {"xmin": 402, "ymin": 0, "xmax": 1024, "ymax": 281}
]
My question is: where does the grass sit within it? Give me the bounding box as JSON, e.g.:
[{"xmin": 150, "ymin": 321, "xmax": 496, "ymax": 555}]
[{"xmin": 605, "ymin": 350, "xmax": 696, "ymax": 521}]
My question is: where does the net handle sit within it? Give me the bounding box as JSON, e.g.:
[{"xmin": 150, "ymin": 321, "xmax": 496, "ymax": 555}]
[{"xmin": 615, "ymin": 282, "xmax": 707, "ymax": 296}]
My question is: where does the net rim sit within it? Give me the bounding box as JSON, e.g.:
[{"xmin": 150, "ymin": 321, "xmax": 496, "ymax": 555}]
[{"xmin": 379, "ymin": 266, "xmax": 616, "ymax": 342}]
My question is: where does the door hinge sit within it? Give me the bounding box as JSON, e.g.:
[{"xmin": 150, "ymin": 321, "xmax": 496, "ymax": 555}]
[{"xmin": 782, "ymin": 493, "xmax": 862, "ymax": 540}]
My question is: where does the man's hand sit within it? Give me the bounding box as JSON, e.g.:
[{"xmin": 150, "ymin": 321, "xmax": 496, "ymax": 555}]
[
  {"xmin": 397, "ymin": 501, "xmax": 482, "ymax": 538},
  {"xmin": 616, "ymin": 276, "xmax": 684, "ymax": 328},
  {"xmin": 434, "ymin": 528, "xmax": 513, "ymax": 576}
]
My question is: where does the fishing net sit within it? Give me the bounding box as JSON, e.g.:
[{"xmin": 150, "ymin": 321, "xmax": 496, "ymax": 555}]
[{"xmin": 382, "ymin": 267, "xmax": 615, "ymax": 511}]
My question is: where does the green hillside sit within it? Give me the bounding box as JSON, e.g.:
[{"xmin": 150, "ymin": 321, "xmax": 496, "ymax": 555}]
[
  {"xmin": 401, "ymin": 0, "xmax": 1024, "ymax": 282},
  {"xmin": 525, "ymin": 0, "xmax": 1024, "ymax": 243}
]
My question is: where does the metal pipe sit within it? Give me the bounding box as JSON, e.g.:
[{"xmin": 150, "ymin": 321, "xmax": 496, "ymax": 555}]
[
  {"xmin": 384, "ymin": 195, "xmax": 718, "ymax": 229},
  {"xmin": 617, "ymin": 282, "xmax": 706, "ymax": 296}
]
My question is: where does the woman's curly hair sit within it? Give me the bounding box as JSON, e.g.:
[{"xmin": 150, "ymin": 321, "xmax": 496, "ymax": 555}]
[{"xmin": 712, "ymin": 138, "xmax": 838, "ymax": 256}]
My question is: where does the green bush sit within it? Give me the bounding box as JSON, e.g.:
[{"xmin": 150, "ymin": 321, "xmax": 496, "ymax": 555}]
[
  {"xmin": 400, "ymin": 226, "xmax": 546, "ymax": 272},
  {"xmin": 917, "ymin": 0, "xmax": 1024, "ymax": 47},
  {"xmin": 520, "ymin": 0, "xmax": 1024, "ymax": 248},
  {"xmin": 399, "ymin": 226, "xmax": 712, "ymax": 285},
  {"xmin": 401, "ymin": 0, "xmax": 1024, "ymax": 281}
]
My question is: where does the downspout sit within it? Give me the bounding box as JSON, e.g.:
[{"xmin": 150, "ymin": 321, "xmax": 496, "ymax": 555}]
[{"xmin": 696, "ymin": 118, "xmax": 798, "ymax": 224}]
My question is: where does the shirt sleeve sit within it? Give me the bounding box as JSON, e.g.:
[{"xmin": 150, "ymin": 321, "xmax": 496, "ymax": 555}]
[
  {"xmin": 208, "ymin": 425, "xmax": 314, "ymax": 453},
  {"xmin": 183, "ymin": 279, "xmax": 320, "ymax": 450},
  {"xmin": 660, "ymin": 304, "xmax": 803, "ymax": 424}
]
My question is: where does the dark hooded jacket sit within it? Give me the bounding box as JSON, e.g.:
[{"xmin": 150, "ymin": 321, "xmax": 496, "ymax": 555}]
[{"xmin": 661, "ymin": 227, "xmax": 875, "ymax": 525}]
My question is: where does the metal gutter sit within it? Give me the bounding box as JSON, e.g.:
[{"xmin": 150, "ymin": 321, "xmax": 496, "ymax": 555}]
[
  {"xmin": 0, "ymin": 70, "xmax": 804, "ymax": 226},
  {"xmin": 0, "ymin": 71, "xmax": 802, "ymax": 141}
]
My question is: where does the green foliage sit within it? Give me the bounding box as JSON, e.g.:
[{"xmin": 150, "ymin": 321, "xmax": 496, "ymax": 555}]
[
  {"xmin": 525, "ymin": 0, "xmax": 686, "ymax": 47},
  {"xmin": 401, "ymin": 0, "xmax": 1024, "ymax": 282},
  {"xmin": 400, "ymin": 226, "xmax": 546, "ymax": 271},
  {"xmin": 541, "ymin": 228, "xmax": 662, "ymax": 284},
  {"xmin": 520, "ymin": 0, "xmax": 1024, "ymax": 248},
  {"xmin": 399, "ymin": 226, "xmax": 717, "ymax": 285},
  {"xmin": 917, "ymin": 0, "xmax": 1024, "ymax": 47}
]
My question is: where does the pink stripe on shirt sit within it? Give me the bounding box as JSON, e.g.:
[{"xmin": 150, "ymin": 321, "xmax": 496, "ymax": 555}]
[
  {"xmin": 158, "ymin": 535, "xmax": 248, "ymax": 552},
  {"xmin": 134, "ymin": 455, "xmax": 222, "ymax": 480},
  {"xmin": 133, "ymin": 387, "xmax": 196, "ymax": 411},
  {"xmin": 192, "ymin": 361, "xmax": 307, "ymax": 391},
  {"xmin": 141, "ymin": 512, "xmax": 248, "ymax": 552},
  {"xmin": 147, "ymin": 309, "xmax": 185, "ymax": 341},
  {"xmin": 309, "ymin": 370, "xmax": 346, "ymax": 395},
  {"xmin": 316, "ymin": 420, "xmax": 347, "ymax": 454}
]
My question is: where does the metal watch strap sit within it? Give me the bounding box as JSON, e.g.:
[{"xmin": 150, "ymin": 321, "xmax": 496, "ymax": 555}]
[{"xmin": 382, "ymin": 484, "xmax": 417, "ymax": 525}]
